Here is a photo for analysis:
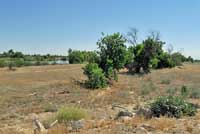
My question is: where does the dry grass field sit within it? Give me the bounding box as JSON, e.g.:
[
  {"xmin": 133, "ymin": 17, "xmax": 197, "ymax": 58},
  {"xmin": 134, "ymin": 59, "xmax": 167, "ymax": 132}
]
[{"xmin": 0, "ymin": 63, "xmax": 200, "ymax": 134}]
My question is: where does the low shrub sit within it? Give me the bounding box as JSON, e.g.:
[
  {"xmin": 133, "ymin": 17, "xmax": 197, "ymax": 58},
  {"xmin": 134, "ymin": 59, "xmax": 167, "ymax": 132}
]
[
  {"xmin": 44, "ymin": 104, "xmax": 57, "ymax": 112},
  {"xmin": 181, "ymin": 85, "xmax": 189, "ymax": 98},
  {"xmin": 83, "ymin": 63, "xmax": 107, "ymax": 89},
  {"xmin": 161, "ymin": 79, "xmax": 170, "ymax": 85},
  {"xmin": 23, "ymin": 61, "xmax": 33, "ymax": 66},
  {"xmin": 57, "ymin": 107, "xmax": 86, "ymax": 122},
  {"xmin": 14, "ymin": 59, "xmax": 25, "ymax": 67},
  {"xmin": 150, "ymin": 96, "xmax": 197, "ymax": 118}
]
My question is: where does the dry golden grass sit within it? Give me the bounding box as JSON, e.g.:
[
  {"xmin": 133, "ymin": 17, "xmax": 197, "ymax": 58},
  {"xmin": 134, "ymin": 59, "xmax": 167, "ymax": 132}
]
[
  {"xmin": 147, "ymin": 117, "xmax": 176, "ymax": 131},
  {"xmin": 0, "ymin": 63, "xmax": 200, "ymax": 133}
]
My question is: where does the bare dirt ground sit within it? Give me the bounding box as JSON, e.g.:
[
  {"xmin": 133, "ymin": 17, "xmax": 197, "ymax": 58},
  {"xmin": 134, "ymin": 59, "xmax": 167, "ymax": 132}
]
[{"xmin": 0, "ymin": 63, "xmax": 200, "ymax": 134}]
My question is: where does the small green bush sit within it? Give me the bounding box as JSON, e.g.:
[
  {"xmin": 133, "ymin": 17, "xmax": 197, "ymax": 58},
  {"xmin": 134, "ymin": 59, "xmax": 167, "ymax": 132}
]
[
  {"xmin": 23, "ymin": 61, "xmax": 33, "ymax": 66},
  {"xmin": 44, "ymin": 104, "xmax": 57, "ymax": 112},
  {"xmin": 161, "ymin": 79, "xmax": 170, "ymax": 85},
  {"xmin": 57, "ymin": 107, "xmax": 86, "ymax": 122},
  {"xmin": 83, "ymin": 63, "xmax": 107, "ymax": 89},
  {"xmin": 190, "ymin": 88, "xmax": 200, "ymax": 99},
  {"xmin": 150, "ymin": 96, "xmax": 197, "ymax": 118},
  {"xmin": 181, "ymin": 85, "xmax": 189, "ymax": 97}
]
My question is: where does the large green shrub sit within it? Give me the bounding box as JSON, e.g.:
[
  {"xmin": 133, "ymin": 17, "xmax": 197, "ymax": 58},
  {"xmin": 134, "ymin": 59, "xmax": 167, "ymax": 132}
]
[
  {"xmin": 150, "ymin": 96, "xmax": 197, "ymax": 118},
  {"xmin": 83, "ymin": 63, "xmax": 107, "ymax": 89},
  {"xmin": 155, "ymin": 52, "xmax": 175, "ymax": 69}
]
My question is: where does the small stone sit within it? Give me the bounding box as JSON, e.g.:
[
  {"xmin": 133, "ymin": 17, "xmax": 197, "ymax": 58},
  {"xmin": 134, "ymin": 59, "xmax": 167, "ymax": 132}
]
[
  {"xmin": 117, "ymin": 111, "xmax": 133, "ymax": 118},
  {"xmin": 70, "ymin": 119, "xmax": 85, "ymax": 130},
  {"xmin": 118, "ymin": 116, "xmax": 132, "ymax": 122},
  {"xmin": 136, "ymin": 107, "xmax": 152, "ymax": 118},
  {"xmin": 140, "ymin": 124, "xmax": 155, "ymax": 131}
]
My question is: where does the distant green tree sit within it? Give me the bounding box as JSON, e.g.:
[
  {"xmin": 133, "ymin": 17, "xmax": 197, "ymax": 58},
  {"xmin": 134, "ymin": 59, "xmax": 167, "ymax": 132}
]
[
  {"xmin": 68, "ymin": 50, "xmax": 84, "ymax": 64},
  {"xmin": 127, "ymin": 37, "xmax": 164, "ymax": 73},
  {"xmin": 186, "ymin": 56, "xmax": 194, "ymax": 63},
  {"xmin": 171, "ymin": 52, "xmax": 186, "ymax": 66},
  {"xmin": 12, "ymin": 51, "xmax": 24, "ymax": 58}
]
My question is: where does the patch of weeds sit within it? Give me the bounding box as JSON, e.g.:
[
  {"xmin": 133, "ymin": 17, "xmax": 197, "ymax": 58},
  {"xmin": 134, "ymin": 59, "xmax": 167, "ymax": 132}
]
[
  {"xmin": 44, "ymin": 104, "xmax": 57, "ymax": 112},
  {"xmin": 57, "ymin": 106, "xmax": 87, "ymax": 122},
  {"xmin": 161, "ymin": 79, "xmax": 171, "ymax": 85},
  {"xmin": 150, "ymin": 96, "xmax": 197, "ymax": 118},
  {"xmin": 141, "ymin": 81, "xmax": 156, "ymax": 96},
  {"xmin": 166, "ymin": 87, "xmax": 178, "ymax": 95},
  {"xmin": 190, "ymin": 88, "xmax": 200, "ymax": 99},
  {"xmin": 181, "ymin": 85, "xmax": 189, "ymax": 98}
]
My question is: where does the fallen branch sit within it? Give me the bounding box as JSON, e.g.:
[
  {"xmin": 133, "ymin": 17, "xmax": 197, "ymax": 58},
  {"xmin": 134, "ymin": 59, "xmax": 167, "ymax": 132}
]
[
  {"xmin": 33, "ymin": 119, "xmax": 47, "ymax": 134},
  {"xmin": 49, "ymin": 120, "xmax": 58, "ymax": 128}
]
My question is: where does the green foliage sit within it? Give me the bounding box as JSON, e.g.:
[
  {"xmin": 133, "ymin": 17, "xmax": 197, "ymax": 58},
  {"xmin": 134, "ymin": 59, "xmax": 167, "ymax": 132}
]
[
  {"xmin": 171, "ymin": 52, "xmax": 186, "ymax": 66},
  {"xmin": 57, "ymin": 106, "xmax": 87, "ymax": 122},
  {"xmin": 181, "ymin": 85, "xmax": 189, "ymax": 98},
  {"xmin": 44, "ymin": 104, "xmax": 57, "ymax": 112},
  {"xmin": 14, "ymin": 59, "xmax": 25, "ymax": 67},
  {"xmin": 83, "ymin": 63, "xmax": 107, "ymax": 89},
  {"xmin": 127, "ymin": 38, "xmax": 165, "ymax": 73},
  {"xmin": 150, "ymin": 96, "xmax": 197, "ymax": 118},
  {"xmin": 0, "ymin": 60, "xmax": 6, "ymax": 67},
  {"xmin": 68, "ymin": 50, "xmax": 84, "ymax": 64},
  {"xmin": 155, "ymin": 52, "xmax": 175, "ymax": 69},
  {"xmin": 186, "ymin": 56, "xmax": 194, "ymax": 63},
  {"xmin": 161, "ymin": 79, "xmax": 171, "ymax": 85},
  {"xmin": 97, "ymin": 33, "xmax": 127, "ymax": 81},
  {"xmin": 0, "ymin": 49, "xmax": 66, "ymax": 68},
  {"xmin": 68, "ymin": 49, "xmax": 98, "ymax": 64}
]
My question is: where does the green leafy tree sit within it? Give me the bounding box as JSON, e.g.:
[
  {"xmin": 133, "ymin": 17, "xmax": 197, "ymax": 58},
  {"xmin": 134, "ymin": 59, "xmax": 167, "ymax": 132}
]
[
  {"xmin": 68, "ymin": 50, "xmax": 84, "ymax": 64},
  {"xmin": 97, "ymin": 33, "xmax": 127, "ymax": 81},
  {"xmin": 127, "ymin": 37, "xmax": 164, "ymax": 73}
]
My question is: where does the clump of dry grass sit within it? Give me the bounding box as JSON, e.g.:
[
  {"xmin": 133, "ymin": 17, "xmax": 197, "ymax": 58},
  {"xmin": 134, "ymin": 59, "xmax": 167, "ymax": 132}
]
[
  {"xmin": 128, "ymin": 116, "xmax": 146, "ymax": 127},
  {"xmin": 57, "ymin": 106, "xmax": 87, "ymax": 122},
  {"xmin": 148, "ymin": 117, "xmax": 176, "ymax": 131}
]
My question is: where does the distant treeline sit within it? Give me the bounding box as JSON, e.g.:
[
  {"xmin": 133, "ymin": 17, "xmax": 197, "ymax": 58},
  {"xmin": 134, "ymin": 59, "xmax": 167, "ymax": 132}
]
[
  {"xmin": 68, "ymin": 48, "xmax": 99, "ymax": 64},
  {"xmin": 0, "ymin": 49, "xmax": 67, "ymax": 68},
  {"xmin": 68, "ymin": 47, "xmax": 195, "ymax": 68},
  {"xmin": 78, "ymin": 30, "xmax": 196, "ymax": 89}
]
